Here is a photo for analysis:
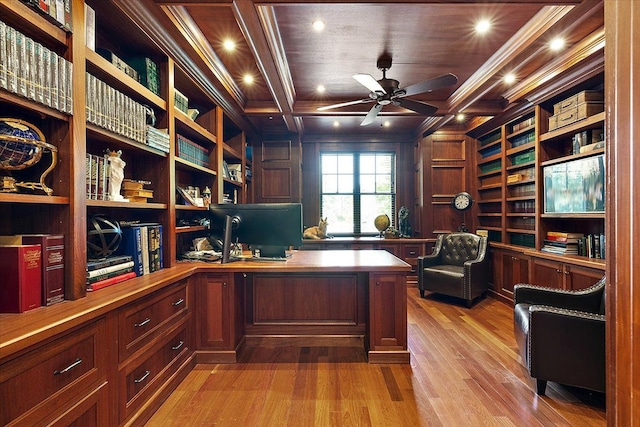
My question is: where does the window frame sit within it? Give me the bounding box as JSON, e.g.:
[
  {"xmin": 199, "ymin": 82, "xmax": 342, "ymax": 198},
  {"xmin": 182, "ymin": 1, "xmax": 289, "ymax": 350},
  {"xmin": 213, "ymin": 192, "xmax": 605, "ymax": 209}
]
[{"xmin": 320, "ymin": 151, "xmax": 396, "ymax": 236}]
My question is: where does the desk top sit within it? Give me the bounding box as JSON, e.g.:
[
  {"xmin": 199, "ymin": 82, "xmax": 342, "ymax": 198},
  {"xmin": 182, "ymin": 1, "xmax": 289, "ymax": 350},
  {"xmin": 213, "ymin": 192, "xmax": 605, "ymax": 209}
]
[{"xmin": 211, "ymin": 249, "xmax": 411, "ymax": 272}]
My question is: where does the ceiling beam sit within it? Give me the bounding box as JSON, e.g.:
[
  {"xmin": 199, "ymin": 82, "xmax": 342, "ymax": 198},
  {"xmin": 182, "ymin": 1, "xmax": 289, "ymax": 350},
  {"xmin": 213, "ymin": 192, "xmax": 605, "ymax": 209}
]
[{"xmin": 232, "ymin": 0, "xmax": 300, "ymax": 133}]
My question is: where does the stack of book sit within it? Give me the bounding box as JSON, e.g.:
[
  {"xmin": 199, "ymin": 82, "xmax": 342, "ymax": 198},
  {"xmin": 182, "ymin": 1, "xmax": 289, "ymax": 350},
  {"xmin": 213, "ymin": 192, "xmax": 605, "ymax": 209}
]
[
  {"xmin": 146, "ymin": 126, "xmax": 170, "ymax": 153},
  {"xmin": 541, "ymin": 231, "xmax": 583, "ymax": 255},
  {"xmin": 86, "ymin": 254, "xmax": 135, "ymax": 291},
  {"xmin": 122, "ymin": 179, "xmax": 153, "ymax": 203}
]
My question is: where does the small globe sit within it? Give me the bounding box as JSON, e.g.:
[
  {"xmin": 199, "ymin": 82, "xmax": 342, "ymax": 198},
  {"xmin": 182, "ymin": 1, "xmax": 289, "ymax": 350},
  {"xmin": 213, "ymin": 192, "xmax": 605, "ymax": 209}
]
[
  {"xmin": 87, "ymin": 215, "xmax": 122, "ymax": 259},
  {"xmin": 0, "ymin": 119, "xmax": 47, "ymax": 170},
  {"xmin": 374, "ymin": 214, "xmax": 391, "ymax": 233}
]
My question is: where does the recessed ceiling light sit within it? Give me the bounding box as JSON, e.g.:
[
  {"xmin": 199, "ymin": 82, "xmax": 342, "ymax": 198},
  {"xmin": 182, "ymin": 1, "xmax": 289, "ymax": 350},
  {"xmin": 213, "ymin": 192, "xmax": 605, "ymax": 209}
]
[
  {"xmin": 456, "ymin": 113, "xmax": 466, "ymax": 122},
  {"xmin": 504, "ymin": 73, "xmax": 516, "ymax": 84},
  {"xmin": 223, "ymin": 39, "xmax": 236, "ymax": 51},
  {"xmin": 333, "ymin": 121, "xmax": 340, "ymax": 127},
  {"xmin": 312, "ymin": 20, "xmax": 325, "ymax": 32},
  {"xmin": 243, "ymin": 74, "xmax": 254, "ymax": 84},
  {"xmin": 475, "ymin": 19, "xmax": 491, "ymax": 35},
  {"xmin": 383, "ymin": 121, "xmax": 391, "ymax": 127},
  {"xmin": 317, "ymin": 85, "xmax": 326, "ymax": 93},
  {"xmin": 550, "ymin": 37, "xmax": 565, "ymax": 51}
]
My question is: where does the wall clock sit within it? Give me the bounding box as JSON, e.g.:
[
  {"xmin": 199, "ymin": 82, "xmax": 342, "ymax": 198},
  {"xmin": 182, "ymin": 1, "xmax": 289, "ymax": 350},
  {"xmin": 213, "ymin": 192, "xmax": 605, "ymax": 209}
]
[{"xmin": 451, "ymin": 192, "xmax": 473, "ymax": 212}]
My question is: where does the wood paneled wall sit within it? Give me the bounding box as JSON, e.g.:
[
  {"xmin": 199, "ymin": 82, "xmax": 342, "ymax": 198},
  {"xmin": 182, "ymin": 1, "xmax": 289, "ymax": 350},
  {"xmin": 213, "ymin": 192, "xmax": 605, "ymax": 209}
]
[
  {"xmin": 604, "ymin": 1, "xmax": 640, "ymax": 424},
  {"xmin": 417, "ymin": 130, "xmax": 474, "ymax": 238},
  {"xmin": 252, "ymin": 138, "xmax": 302, "ymax": 204}
]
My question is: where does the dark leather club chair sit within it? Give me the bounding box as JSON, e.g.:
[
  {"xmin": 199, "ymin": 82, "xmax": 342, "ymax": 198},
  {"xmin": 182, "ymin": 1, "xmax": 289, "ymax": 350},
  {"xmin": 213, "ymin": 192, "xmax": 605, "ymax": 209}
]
[
  {"xmin": 513, "ymin": 276, "xmax": 606, "ymax": 396},
  {"xmin": 417, "ymin": 232, "xmax": 490, "ymax": 308}
]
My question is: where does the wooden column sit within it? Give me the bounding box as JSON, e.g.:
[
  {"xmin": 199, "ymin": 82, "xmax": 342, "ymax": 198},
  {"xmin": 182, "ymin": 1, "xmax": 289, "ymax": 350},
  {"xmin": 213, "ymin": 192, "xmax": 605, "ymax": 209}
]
[{"xmin": 604, "ymin": 0, "xmax": 640, "ymax": 424}]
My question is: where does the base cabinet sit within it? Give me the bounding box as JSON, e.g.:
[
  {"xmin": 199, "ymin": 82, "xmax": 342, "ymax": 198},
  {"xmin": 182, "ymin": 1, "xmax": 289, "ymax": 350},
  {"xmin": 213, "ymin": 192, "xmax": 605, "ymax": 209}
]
[
  {"xmin": 489, "ymin": 246, "xmax": 530, "ymax": 301},
  {"xmin": 196, "ymin": 273, "xmax": 245, "ymax": 363},
  {"xmin": 530, "ymin": 256, "xmax": 604, "ymax": 290}
]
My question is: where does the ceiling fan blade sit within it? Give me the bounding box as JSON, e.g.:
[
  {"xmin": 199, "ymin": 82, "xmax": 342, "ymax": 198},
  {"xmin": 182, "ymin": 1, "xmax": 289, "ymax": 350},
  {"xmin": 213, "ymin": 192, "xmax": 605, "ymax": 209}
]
[
  {"xmin": 317, "ymin": 98, "xmax": 372, "ymax": 111},
  {"xmin": 400, "ymin": 73, "xmax": 458, "ymax": 97},
  {"xmin": 396, "ymin": 98, "xmax": 438, "ymax": 116},
  {"xmin": 353, "ymin": 74, "xmax": 386, "ymax": 93},
  {"xmin": 360, "ymin": 104, "xmax": 383, "ymax": 126}
]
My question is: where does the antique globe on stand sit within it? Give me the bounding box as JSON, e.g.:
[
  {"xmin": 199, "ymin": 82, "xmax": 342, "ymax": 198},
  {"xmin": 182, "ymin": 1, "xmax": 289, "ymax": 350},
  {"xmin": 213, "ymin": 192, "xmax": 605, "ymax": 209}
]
[
  {"xmin": 0, "ymin": 118, "xmax": 58, "ymax": 195},
  {"xmin": 374, "ymin": 214, "xmax": 391, "ymax": 238}
]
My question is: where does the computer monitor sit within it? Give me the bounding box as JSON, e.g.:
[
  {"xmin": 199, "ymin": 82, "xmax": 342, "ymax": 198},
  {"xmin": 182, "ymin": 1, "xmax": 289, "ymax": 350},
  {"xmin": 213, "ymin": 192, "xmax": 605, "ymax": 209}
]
[{"xmin": 208, "ymin": 203, "xmax": 303, "ymax": 262}]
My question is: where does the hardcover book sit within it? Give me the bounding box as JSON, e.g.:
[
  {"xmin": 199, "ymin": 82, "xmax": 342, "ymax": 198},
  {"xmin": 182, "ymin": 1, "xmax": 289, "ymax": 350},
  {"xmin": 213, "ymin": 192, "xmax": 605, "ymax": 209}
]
[
  {"xmin": 87, "ymin": 271, "xmax": 136, "ymax": 292},
  {"xmin": 0, "ymin": 234, "xmax": 64, "ymax": 306},
  {"xmin": 0, "ymin": 245, "xmax": 42, "ymax": 313}
]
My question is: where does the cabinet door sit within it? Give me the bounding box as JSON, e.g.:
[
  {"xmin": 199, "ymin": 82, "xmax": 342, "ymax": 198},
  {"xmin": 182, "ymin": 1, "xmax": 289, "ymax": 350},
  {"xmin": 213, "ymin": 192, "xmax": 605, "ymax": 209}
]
[
  {"xmin": 530, "ymin": 258, "xmax": 564, "ymax": 289},
  {"xmin": 369, "ymin": 273, "xmax": 407, "ymax": 352},
  {"xmin": 566, "ymin": 264, "xmax": 604, "ymax": 290},
  {"xmin": 196, "ymin": 273, "xmax": 232, "ymax": 349},
  {"xmin": 501, "ymin": 251, "xmax": 530, "ymax": 295}
]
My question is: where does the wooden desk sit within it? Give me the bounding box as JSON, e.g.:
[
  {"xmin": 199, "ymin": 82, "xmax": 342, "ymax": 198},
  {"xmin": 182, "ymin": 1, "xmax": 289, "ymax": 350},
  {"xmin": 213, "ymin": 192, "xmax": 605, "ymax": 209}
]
[{"xmin": 196, "ymin": 250, "xmax": 411, "ymax": 364}]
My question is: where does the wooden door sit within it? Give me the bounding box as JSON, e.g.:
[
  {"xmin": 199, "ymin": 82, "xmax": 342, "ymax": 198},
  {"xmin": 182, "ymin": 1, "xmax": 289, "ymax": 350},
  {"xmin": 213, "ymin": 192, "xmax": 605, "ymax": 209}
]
[{"xmin": 501, "ymin": 250, "xmax": 530, "ymax": 296}]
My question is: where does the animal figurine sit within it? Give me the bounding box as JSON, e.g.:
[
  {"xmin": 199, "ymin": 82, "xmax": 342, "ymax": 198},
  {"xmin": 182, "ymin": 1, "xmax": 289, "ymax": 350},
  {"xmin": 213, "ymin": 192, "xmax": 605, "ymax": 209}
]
[{"xmin": 303, "ymin": 218, "xmax": 330, "ymax": 240}]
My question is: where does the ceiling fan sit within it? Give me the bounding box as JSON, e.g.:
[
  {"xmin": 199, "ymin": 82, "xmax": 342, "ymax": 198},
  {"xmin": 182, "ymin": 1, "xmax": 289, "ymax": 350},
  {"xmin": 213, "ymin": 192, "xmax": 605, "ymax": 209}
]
[{"xmin": 318, "ymin": 53, "xmax": 458, "ymax": 126}]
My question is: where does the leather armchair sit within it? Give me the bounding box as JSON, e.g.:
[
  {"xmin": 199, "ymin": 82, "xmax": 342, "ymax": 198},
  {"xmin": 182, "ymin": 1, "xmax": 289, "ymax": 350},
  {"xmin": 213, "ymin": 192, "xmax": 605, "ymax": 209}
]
[
  {"xmin": 513, "ymin": 277, "xmax": 606, "ymax": 395},
  {"xmin": 417, "ymin": 232, "xmax": 489, "ymax": 307}
]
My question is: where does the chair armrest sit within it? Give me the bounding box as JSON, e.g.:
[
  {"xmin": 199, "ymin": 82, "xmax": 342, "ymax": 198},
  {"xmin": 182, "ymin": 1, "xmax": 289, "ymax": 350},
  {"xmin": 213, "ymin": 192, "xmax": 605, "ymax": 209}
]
[
  {"xmin": 418, "ymin": 252, "xmax": 441, "ymax": 269},
  {"xmin": 527, "ymin": 305, "xmax": 605, "ymax": 388},
  {"xmin": 514, "ymin": 283, "xmax": 603, "ymax": 313}
]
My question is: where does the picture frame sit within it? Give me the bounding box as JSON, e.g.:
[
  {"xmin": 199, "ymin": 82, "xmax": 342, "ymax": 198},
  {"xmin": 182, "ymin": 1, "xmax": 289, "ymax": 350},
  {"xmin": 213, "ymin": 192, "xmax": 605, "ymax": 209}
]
[{"xmin": 543, "ymin": 154, "xmax": 605, "ymax": 214}]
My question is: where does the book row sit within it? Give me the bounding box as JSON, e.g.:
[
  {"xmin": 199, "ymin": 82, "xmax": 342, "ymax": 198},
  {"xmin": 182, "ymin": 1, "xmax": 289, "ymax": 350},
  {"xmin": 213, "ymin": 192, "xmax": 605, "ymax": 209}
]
[
  {"xmin": 85, "ymin": 72, "xmax": 148, "ymax": 144},
  {"xmin": 0, "ymin": 234, "xmax": 65, "ymax": 313},
  {"xmin": 0, "ymin": 20, "xmax": 74, "ymax": 114},
  {"xmin": 86, "ymin": 153, "xmax": 109, "ymax": 201},
  {"xmin": 21, "ymin": 0, "xmax": 73, "ymax": 32},
  {"xmin": 176, "ymin": 133, "xmax": 210, "ymax": 167}
]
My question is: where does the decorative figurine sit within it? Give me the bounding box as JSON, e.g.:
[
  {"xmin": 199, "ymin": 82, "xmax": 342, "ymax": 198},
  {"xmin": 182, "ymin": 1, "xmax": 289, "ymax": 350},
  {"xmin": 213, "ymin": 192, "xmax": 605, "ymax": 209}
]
[
  {"xmin": 398, "ymin": 206, "xmax": 412, "ymax": 237},
  {"xmin": 105, "ymin": 149, "xmax": 127, "ymax": 201},
  {"xmin": 202, "ymin": 186, "xmax": 212, "ymax": 207}
]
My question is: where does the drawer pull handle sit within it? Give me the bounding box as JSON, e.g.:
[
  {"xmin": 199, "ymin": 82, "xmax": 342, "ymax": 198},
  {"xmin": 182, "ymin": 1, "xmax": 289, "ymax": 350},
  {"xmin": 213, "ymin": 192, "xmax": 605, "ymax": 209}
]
[
  {"xmin": 172, "ymin": 340, "xmax": 185, "ymax": 351},
  {"xmin": 408, "ymin": 251, "xmax": 417, "ymax": 256},
  {"xmin": 134, "ymin": 370, "xmax": 151, "ymax": 384},
  {"xmin": 172, "ymin": 298, "xmax": 185, "ymax": 307},
  {"xmin": 135, "ymin": 318, "xmax": 151, "ymax": 328},
  {"xmin": 54, "ymin": 358, "xmax": 82, "ymax": 375},
  {"xmin": 560, "ymin": 114, "xmax": 574, "ymax": 122}
]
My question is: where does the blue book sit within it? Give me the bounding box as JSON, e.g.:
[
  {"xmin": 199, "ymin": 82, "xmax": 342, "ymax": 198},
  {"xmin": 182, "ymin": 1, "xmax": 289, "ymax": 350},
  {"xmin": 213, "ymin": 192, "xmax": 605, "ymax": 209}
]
[{"xmin": 115, "ymin": 226, "xmax": 144, "ymax": 276}]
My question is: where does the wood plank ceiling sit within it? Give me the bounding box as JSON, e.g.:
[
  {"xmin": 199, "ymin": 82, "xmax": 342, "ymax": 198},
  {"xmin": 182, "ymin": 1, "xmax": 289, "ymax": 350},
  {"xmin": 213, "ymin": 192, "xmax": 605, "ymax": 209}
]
[{"xmin": 131, "ymin": 0, "xmax": 603, "ymax": 141}]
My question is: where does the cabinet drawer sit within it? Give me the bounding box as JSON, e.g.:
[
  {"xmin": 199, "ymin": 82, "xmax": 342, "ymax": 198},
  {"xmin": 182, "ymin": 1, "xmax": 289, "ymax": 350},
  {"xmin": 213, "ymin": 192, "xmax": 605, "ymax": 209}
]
[
  {"xmin": 120, "ymin": 326, "xmax": 190, "ymax": 422},
  {"xmin": 0, "ymin": 319, "xmax": 106, "ymax": 426},
  {"xmin": 403, "ymin": 244, "xmax": 422, "ymax": 259},
  {"xmin": 119, "ymin": 280, "xmax": 189, "ymax": 361}
]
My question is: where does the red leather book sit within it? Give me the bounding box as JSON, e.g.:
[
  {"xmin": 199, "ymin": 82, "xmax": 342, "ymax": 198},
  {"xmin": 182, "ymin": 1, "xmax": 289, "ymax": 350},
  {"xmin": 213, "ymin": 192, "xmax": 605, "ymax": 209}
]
[
  {"xmin": 0, "ymin": 245, "xmax": 42, "ymax": 313},
  {"xmin": 86, "ymin": 271, "xmax": 136, "ymax": 292},
  {"xmin": 20, "ymin": 234, "xmax": 65, "ymax": 305}
]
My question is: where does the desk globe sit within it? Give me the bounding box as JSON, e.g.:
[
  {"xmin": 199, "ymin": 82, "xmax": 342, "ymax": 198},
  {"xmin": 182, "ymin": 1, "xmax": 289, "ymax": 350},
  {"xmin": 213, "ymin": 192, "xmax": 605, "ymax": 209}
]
[
  {"xmin": 374, "ymin": 214, "xmax": 391, "ymax": 238},
  {"xmin": 0, "ymin": 118, "xmax": 58, "ymax": 195}
]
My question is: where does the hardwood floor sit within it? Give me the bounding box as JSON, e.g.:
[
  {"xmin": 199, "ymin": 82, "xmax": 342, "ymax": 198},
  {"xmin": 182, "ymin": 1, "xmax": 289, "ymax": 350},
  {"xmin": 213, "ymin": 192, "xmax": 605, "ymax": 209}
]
[{"xmin": 146, "ymin": 288, "xmax": 606, "ymax": 426}]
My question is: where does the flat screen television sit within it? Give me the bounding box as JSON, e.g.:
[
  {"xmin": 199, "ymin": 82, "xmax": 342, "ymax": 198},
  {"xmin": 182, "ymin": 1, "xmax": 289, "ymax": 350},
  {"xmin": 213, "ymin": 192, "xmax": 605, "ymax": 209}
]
[
  {"xmin": 543, "ymin": 154, "xmax": 605, "ymax": 214},
  {"xmin": 208, "ymin": 203, "xmax": 303, "ymax": 262}
]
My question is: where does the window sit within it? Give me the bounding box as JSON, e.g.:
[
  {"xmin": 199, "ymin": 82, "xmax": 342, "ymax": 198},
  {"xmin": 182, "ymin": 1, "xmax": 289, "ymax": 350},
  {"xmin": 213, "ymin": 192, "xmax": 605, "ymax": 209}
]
[{"xmin": 320, "ymin": 152, "xmax": 396, "ymax": 235}]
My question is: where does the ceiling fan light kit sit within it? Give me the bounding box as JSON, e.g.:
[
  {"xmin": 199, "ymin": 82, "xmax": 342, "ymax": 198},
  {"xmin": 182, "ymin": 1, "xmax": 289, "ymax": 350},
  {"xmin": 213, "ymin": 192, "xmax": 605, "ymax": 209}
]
[{"xmin": 318, "ymin": 53, "xmax": 458, "ymax": 126}]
